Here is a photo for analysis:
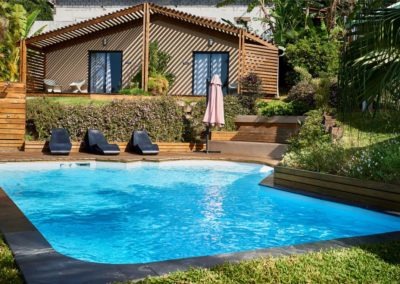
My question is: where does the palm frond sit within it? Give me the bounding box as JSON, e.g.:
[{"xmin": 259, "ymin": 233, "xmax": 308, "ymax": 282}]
[{"xmin": 339, "ymin": 8, "xmax": 400, "ymax": 110}]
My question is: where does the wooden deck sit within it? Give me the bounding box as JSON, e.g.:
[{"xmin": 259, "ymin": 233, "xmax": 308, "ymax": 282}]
[{"xmin": 0, "ymin": 151, "xmax": 281, "ymax": 166}]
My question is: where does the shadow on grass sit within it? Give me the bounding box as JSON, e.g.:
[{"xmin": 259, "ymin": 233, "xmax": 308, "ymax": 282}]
[
  {"xmin": 359, "ymin": 240, "xmax": 400, "ymax": 265},
  {"xmin": 337, "ymin": 111, "xmax": 400, "ymax": 135}
]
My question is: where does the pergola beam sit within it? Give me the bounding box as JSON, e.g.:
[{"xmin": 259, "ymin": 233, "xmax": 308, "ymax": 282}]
[
  {"xmin": 19, "ymin": 40, "xmax": 27, "ymax": 84},
  {"xmin": 141, "ymin": 3, "xmax": 150, "ymax": 92}
]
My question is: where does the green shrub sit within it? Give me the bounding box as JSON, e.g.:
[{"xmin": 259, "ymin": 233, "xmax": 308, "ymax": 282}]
[
  {"xmin": 285, "ymin": 30, "xmax": 340, "ymax": 78},
  {"xmin": 282, "ymin": 110, "xmax": 346, "ymax": 173},
  {"xmin": 119, "ymin": 88, "xmax": 150, "ymax": 96},
  {"xmin": 27, "ymin": 96, "xmax": 248, "ymax": 143},
  {"xmin": 133, "ymin": 41, "xmax": 175, "ymax": 88},
  {"xmin": 27, "ymin": 97, "xmax": 185, "ymax": 142},
  {"xmin": 287, "ymin": 80, "xmax": 316, "ymax": 108},
  {"xmin": 238, "ymin": 73, "xmax": 262, "ymax": 114},
  {"xmin": 184, "ymin": 95, "xmax": 250, "ymax": 141},
  {"xmin": 148, "ymin": 74, "xmax": 169, "ymax": 96},
  {"xmin": 282, "ymin": 110, "xmax": 400, "ymax": 183},
  {"xmin": 258, "ymin": 100, "xmax": 310, "ymax": 117},
  {"xmin": 341, "ymin": 138, "xmax": 400, "ymax": 183}
]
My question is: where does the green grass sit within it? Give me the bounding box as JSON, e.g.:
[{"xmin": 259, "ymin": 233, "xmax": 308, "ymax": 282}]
[
  {"xmin": 1, "ymin": 232, "xmax": 399, "ymax": 284},
  {"xmin": 129, "ymin": 241, "xmax": 400, "ymax": 284},
  {"xmin": 27, "ymin": 97, "xmax": 110, "ymax": 106},
  {"xmin": 338, "ymin": 111, "xmax": 400, "ymax": 149},
  {"xmin": 0, "ymin": 235, "xmax": 23, "ymax": 284}
]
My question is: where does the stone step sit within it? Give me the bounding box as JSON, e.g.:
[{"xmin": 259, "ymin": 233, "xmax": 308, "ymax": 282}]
[{"xmin": 208, "ymin": 141, "xmax": 288, "ymax": 160}]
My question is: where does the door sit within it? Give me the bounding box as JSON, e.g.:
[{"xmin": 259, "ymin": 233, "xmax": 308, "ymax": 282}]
[
  {"xmin": 193, "ymin": 52, "xmax": 229, "ymax": 96},
  {"xmin": 89, "ymin": 51, "xmax": 122, "ymax": 93}
]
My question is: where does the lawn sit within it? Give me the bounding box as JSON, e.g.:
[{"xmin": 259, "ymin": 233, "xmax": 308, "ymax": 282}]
[
  {"xmin": 0, "ymin": 236, "xmax": 22, "ymax": 284},
  {"xmin": 27, "ymin": 97, "xmax": 110, "ymax": 106},
  {"xmin": 337, "ymin": 111, "xmax": 400, "ymax": 149},
  {"xmin": 26, "ymin": 95, "xmax": 205, "ymax": 107},
  {"xmin": 134, "ymin": 241, "xmax": 400, "ymax": 283},
  {"xmin": 1, "ymin": 233, "xmax": 399, "ymax": 283}
]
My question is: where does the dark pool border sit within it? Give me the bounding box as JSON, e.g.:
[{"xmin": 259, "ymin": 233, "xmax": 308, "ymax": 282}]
[{"xmin": 1, "ymin": 165, "xmax": 400, "ymax": 284}]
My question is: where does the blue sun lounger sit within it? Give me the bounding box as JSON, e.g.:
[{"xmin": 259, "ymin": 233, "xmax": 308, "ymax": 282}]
[
  {"xmin": 49, "ymin": 128, "xmax": 72, "ymax": 155},
  {"xmin": 85, "ymin": 129, "xmax": 120, "ymax": 155},
  {"xmin": 131, "ymin": 130, "xmax": 159, "ymax": 155}
]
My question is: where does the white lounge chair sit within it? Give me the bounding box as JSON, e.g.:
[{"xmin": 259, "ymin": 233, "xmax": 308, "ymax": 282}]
[
  {"xmin": 44, "ymin": 79, "xmax": 62, "ymax": 93},
  {"xmin": 69, "ymin": 80, "xmax": 88, "ymax": 93}
]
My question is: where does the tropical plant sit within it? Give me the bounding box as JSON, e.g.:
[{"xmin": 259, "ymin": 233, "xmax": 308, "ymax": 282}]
[
  {"xmin": 0, "ymin": 2, "xmax": 45, "ymax": 81},
  {"xmin": 339, "ymin": 7, "xmax": 400, "ymax": 111},
  {"xmin": 7, "ymin": 0, "xmax": 53, "ymax": 21},
  {"xmin": 133, "ymin": 41, "xmax": 175, "ymax": 89},
  {"xmin": 286, "ymin": 25, "xmax": 341, "ymax": 78}
]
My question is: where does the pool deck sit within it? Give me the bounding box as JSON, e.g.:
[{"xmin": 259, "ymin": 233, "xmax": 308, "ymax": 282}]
[
  {"xmin": 1, "ymin": 151, "xmax": 400, "ymax": 283},
  {"xmin": 0, "ymin": 151, "xmax": 281, "ymax": 166}
]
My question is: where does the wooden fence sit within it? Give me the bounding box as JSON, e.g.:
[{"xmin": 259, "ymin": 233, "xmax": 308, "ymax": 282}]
[
  {"xmin": 243, "ymin": 42, "xmax": 278, "ymax": 95},
  {"xmin": 0, "ymin": 82, "xmax": 26, "ymax": 151},
  {"xmin": 272, "ymin": 166, "xmax": 400, "ymax": 212}
]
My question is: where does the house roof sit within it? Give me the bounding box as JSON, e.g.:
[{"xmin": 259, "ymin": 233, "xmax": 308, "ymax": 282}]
[{"xmin": 26, "ymin": 2, "xmax": 276, "ymax": 50}]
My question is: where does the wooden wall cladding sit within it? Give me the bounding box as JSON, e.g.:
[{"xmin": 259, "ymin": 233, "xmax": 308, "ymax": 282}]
[
  {"xmin": 273, "ymin": 166, "xmax": 400, "ymax": 212},
  {"xmin": 210, "ymin": 131, "xmax": 238, "ymax": 141},
  {"xmin": 26, "ymin": 49, "xmax": 45, "ymax": 93},
  {"xmin": 232, "ymin": 115, "xmax": 305, "ymax": 144},
  {"xmin": 243, "ymin": 43, "xmax": 278, "ymax": 96},
  {"xmin": 24, "ymin": 141, "xmax": 204, "ymax": 153},
  {"xmin": 0, "ymin": 82, "xmax": 26, "ymax": 151}
]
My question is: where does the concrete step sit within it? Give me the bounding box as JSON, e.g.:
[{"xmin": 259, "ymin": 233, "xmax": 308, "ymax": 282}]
[{"xmin": 208, "ymin": 141, "xmax": 288, "ymax": 160}]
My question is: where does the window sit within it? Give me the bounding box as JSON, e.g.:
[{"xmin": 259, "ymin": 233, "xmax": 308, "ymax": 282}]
[
  {"xmin": 89, "ymin": 51, "xmax": 122, "ymax": 93},
  {"xmin": 193, "ymin": 52, "xmax": 229, "ymax": 96}
]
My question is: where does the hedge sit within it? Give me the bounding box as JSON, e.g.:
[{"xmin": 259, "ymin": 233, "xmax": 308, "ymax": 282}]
[
  {"xmin": 27, "ymin": 97, "xmax": 185, "ymax": 142},
  {"xmin": 26, "ymin": 96, "xmax": 248, "ymax": 142},
  {"xmin": 185, "ymin": 95, "xmax": 250, "ymax": 141}
]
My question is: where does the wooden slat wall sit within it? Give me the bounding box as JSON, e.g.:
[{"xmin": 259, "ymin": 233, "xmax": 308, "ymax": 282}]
[
  {"xmin": 150, "ymin": 17, "xmax": 239, "ymax": 96},
  {"xmin": 243, "ymin": 42, "xmax": 278, "ymax": 96},
  {"xmin": 273, "ymin": 167, "xmax": 400, "ymax": 212},
  {"xmin": 0, "ymin": 83, "xmax": 26, "ymax": 151},
  {"xmin": 45, "ymin": 25, "xmax": 142, "ymax": 92},
  {"xmin": 210, "ymin": 131, "xmax": 238, "ymax": 141},
  {"xmin": 24, "ymin": 141, "xmax": 205, "ymax": 153},
  {"xmin": 26, "ymin": 49, "xmax": 45, "ymax": 93}
]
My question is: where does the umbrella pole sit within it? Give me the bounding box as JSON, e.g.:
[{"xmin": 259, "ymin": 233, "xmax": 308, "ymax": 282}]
[{"xmin": 206, "ymin": 125, "xmax": 210, "ymax": 154}]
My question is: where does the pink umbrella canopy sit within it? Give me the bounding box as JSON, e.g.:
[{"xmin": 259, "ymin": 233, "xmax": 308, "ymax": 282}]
[{"xmin": 203, "ymin": 75, "xmax": 225, "ymax": 127}]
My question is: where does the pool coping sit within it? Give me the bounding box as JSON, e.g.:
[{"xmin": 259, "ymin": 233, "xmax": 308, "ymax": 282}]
[{"xmin": 0, "ymin": 161, "xmax": 400, "ymax": 283}]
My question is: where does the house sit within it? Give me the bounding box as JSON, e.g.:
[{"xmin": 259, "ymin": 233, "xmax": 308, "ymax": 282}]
[
  {"xmin": 23, "ymin": 3, "xmax": 279, "ymax": 96},
  {"xmin": 34, "ymin": 0, "xmax": 270, "ymax": 37}
]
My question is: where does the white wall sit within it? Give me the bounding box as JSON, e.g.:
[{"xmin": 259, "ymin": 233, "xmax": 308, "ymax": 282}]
[{"xmin": 31, "ymin": 5, "xmax": 271, "ymax": 37}]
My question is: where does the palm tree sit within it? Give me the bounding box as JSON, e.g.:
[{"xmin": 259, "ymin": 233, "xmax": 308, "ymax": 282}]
[{"xmin": 339, "ymin": 7, "xmax": 400, "ymax": 110}]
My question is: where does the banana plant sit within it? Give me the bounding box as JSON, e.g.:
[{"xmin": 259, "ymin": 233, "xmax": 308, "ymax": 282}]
[{"xmin": 0, "ymin": 2, "xmax": 45, "ymax": 81}]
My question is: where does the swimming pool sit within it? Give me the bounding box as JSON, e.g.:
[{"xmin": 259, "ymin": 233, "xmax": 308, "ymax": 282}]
[{"xmin": 0, "ymin": 160, "xmax": 399, "ymax": 264}]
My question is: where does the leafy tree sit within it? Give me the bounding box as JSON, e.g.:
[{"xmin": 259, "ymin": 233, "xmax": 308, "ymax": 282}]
[
  {"xmin": 6, "ymin": 0, "xmax": 53, "ymax": 21},
  {"xmin": 285, "ymin": 25, "xmax": 340, "ymax": 78}
]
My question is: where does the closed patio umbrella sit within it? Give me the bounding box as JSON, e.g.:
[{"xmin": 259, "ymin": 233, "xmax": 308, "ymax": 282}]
[{"xmin": 203, "ymin": 74, "xmax": 225, "ymax": 153}]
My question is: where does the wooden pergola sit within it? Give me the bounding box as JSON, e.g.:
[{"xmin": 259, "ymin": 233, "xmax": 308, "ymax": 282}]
[{"xmin": 21, "ymin": 2, "xmax": 279, "ymax": 95}]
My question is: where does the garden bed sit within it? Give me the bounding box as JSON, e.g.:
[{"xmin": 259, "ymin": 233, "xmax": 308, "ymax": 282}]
[{"xmin": 271, "ymin": 166, "xmax": 400, "ymax": 213}]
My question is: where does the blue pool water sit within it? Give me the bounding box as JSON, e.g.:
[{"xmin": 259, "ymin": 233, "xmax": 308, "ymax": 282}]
[{"xmin": 0, "ymin": 160, "xmax": 399, "ymax": 264}]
